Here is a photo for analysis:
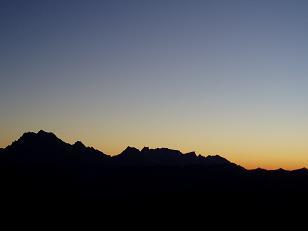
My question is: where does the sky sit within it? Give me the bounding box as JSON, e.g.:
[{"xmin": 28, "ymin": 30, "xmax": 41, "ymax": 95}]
[{"xmin": 1, "ymin": 0, "xmax": 308, "ymax": 169}]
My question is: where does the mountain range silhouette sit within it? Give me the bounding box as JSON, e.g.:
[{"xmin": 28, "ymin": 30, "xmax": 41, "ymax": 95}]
[
  {"xmin": 0, "ymin": 130, "xmax": 244, "ymax": 169},
  {"xmin": 1, "ymin": 130, "xmax": 308, "ymax": 218}
]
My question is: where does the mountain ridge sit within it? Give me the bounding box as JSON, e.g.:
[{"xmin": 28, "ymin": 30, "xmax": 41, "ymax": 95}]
[
  {"xmin": 1, "ymin": 130, "xmax": 308, "ymax": 214},
  {"xmin": 1, "ymin": 130, "xmax": 242, "ymax": 169},
  {"xmin": 1, "ymin": 130, "xmax": 308, "ymax": 173}
]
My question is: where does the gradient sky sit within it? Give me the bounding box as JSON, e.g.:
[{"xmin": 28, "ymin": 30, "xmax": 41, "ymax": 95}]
[{"xmin": 1, "ymin": 0, "xmax": 308, "ymax": 169}]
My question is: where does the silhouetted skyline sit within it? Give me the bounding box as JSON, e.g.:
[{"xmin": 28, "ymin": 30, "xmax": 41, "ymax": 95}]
[
  {"xmin": 1, "ymin": 130, "xmax": 308, "ymax": 214},
  {"xmin": 1, "ymin": 0, "xmax": 308, "ymax": 169},
  {"xmin": 1, "ymin": 129, "xmax": 307, "ymax": 224},
  {"xmin": 2, "ymin": 130, "xmax": 307, "ymax": 170}
]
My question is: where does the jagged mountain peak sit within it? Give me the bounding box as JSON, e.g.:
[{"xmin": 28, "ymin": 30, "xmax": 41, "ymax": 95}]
[
  {"xmin": 184, "ymin": 151, "xmax": 197, "ymax": 157},
  {"xmin": 141, "ymin": 147, "xmax": 150, "ymax": 152},
  {"xmin": 73, "ymin": 141, "xmax": 86, "ymax": 149},
  {"xmin": 205, "ymin": 155, "xmax": 230, "ymax": 163},
  {"xmin": 121, "ymin": 146, "xmax": 140, "ymax": 155},
  {"xmin": 3, "ymin": 131, "xmax": 110, "ymax": 164},
  {"xmin": 7, "ymin": 130, "xmax": 66, "ymax": 151}
]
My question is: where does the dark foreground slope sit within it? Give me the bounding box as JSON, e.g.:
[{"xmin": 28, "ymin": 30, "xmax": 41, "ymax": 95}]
[{"xmin": 0, "ymin": 131, "xmax": 308, "ymax": 219}]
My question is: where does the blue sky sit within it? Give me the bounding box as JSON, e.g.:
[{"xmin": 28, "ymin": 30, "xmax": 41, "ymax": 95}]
[{"xmin": 1, "ymin": 0, "xmax": 308, "ymax": 169}]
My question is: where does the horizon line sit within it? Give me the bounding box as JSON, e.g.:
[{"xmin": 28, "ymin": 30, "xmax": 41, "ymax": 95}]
[{"xmin": 1, "ymin": 129, "xmax": 307, "ymax": 171}]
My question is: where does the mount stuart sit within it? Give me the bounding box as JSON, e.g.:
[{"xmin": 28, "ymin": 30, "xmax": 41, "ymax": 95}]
[{"xmin": 1, "ymin": 130, "xmax": 308, "ymax": 214}]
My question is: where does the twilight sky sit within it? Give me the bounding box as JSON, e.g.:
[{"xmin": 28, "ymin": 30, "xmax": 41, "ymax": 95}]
[{"xmin": 1, "ymin": 0, "xmax": 308, "ymax": 169}]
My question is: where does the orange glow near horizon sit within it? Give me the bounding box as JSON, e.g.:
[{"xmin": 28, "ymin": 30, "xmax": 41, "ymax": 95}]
[
  {"xmin": 1, "ymin": 129, "xmax": 307, "ymax": 170},
  {"xmin": 1, "ymin": 1, "xmax": 308, "ymax": 173}
]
